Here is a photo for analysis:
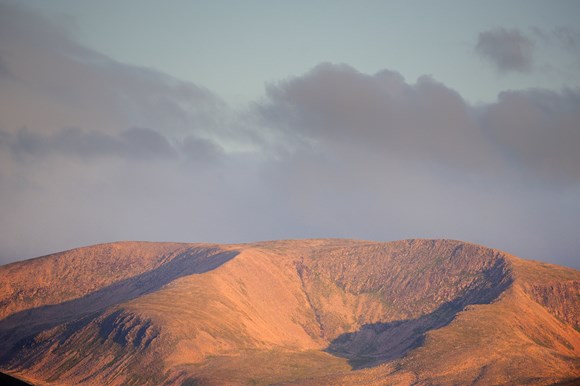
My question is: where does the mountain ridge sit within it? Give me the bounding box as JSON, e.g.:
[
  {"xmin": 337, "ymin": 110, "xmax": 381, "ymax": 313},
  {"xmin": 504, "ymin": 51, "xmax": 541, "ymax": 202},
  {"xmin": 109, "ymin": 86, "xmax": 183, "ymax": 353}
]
[{"xmin": 0, "ymin": 238, "xmax": 578, "ymax": 385}]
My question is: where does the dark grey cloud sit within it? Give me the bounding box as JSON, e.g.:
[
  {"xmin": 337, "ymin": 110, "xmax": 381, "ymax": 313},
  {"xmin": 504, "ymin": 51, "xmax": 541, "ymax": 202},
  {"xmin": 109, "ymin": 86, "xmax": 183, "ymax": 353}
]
[
  {"xmin": 1, "ymin": 127, "xmax": 180, "ymax": 161},
  {"xmin": 483, "ymin": 88, "xmax": 580, "ymax": 182},
  {"xmin": 0, "ymin": 126, "xmax": 228, "ymax": 171},
  {"xmin": 476, "ymin": 28, "xmax": 534, "ymax": 73},
  {"xmin": 259, "ymin": 63, "xmax": 494, "ymax": 171},
  {"xmin": 258, "ymin": 63, "xmax": 580, "ymax": 184}
]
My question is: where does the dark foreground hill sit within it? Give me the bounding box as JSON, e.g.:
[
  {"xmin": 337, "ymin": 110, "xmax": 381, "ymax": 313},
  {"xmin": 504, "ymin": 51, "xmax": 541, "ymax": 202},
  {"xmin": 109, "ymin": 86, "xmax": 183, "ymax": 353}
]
[{"xmin": 0, "ymin": 239, "xmax": 578, "ymax": 385}]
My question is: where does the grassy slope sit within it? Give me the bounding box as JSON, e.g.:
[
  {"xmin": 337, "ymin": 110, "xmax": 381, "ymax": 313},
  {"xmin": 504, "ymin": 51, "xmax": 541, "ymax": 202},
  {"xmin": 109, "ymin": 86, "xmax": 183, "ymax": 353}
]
[
  {"xmin": 0, "ymin": 241, "xmax": 223, "ymax": 319},
  {"xmin": 0, "ymin": 239, "xmax": 578, "ymax": 385},
  {"xmin": 295, "ymin": 254, "xmax": 580, "ymax": 385}
]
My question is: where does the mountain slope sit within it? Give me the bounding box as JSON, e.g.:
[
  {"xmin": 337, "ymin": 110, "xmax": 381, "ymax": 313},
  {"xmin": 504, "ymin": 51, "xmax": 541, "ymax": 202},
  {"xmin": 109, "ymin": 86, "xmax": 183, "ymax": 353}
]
[{"xmin": 0, "ymin": 239, "xmax": 578, "ymax": 385}]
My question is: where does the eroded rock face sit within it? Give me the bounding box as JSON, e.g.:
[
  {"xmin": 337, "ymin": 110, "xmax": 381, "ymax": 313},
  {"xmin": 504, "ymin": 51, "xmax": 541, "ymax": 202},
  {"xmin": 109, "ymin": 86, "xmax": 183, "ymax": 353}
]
[
  {"xmin": 295, "ymin": 240, "xmax": 514, "ymax": 366},
  {"xmin": 525, "ymin": 281, "xmax": 580, "ymax": 329},
  {"xmin": 0, "ymin": 239, "xmax": 578, "ymax": 385}
]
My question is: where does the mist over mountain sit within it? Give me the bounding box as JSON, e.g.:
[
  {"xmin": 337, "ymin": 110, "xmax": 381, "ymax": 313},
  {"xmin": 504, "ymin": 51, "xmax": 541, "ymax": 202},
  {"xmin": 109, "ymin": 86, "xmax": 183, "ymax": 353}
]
[{"xmin": 1, "ymin": 239, "xmax": 578, "ymax": 385}]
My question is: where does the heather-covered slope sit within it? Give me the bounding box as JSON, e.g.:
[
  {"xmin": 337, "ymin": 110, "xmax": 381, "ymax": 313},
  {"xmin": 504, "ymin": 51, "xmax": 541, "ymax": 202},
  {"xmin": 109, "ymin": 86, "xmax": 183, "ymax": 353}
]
[
  {"xmin": 0, "ymin": 242, "xmax": 235, "ymax": 320},
  {"xmin": 0, "ymin": 239, "xmax": 578, "ymax": 385}
]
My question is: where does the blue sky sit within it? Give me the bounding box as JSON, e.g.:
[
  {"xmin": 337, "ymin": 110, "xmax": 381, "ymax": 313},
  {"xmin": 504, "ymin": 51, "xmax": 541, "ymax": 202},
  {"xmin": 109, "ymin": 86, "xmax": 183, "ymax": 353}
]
[
  {"xmin": 18, "ymin": 0, "xmax": 580, "ymax": 104},
  {"xmin": 0, "ymin": 1, "xmax": 579, "ymax": 268}
]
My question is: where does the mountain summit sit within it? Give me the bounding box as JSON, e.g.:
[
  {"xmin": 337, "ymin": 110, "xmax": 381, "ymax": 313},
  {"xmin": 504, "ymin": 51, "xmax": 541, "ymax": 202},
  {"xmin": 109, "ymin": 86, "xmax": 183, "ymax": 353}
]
[{"xmin": 0, "ymin": 239, "xmax": 578, "ymax": 385}]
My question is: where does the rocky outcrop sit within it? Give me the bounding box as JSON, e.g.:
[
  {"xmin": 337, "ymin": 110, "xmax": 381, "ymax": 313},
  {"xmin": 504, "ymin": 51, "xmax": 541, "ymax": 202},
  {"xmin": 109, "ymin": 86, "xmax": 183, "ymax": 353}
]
[
  {"xmin": 0, "ymin": 239, "xmax": 578, "ymax": 385},
  {"xmin": 525, "ymin": 281, "xmax": 580, "ymax": 330}
]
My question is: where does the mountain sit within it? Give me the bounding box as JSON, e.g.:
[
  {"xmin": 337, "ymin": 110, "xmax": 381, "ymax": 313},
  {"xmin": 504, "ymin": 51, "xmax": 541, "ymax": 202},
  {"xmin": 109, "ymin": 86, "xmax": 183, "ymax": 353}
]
[{"xmin": 0, "ymin": 239, "xmax": 578, "ymax": 385}]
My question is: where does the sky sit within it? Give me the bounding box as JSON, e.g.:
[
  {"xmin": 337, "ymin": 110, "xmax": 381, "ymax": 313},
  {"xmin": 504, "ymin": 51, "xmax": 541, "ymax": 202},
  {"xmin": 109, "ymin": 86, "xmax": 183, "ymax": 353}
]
[{"xmin": 0, "ymin": 1, "xmax": 579, "ymax": 268}]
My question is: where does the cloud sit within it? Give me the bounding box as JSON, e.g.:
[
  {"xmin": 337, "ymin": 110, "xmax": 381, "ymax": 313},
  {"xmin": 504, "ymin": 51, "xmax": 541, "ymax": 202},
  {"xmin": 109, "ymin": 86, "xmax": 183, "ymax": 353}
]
[
  {"xmin": 0, "ymin": 2, "xmax": 227, "ymax": 141},
  {"xmin": 476, "ymin": 28, "xmax": 534, "ymax": 73},
  {"xmin": 258, "ymin": 63, "xmax": 580, "ymax": 184},
  {"xmin": 1, "ymin": 127, "xmax": 181, "ymax": 161},
  {"xmin": 259, "ymin": 63, "xmax": 494, "ymax": 171},
  {"xmin": 0, "ymin": 3, "xmax": 578, "ymax": 270},
  {"xmin": 0, "ymin": 2, "xmax": 237, "ymax": 263},
  {"xmin": 0, "ymin": 55, "xmax": 11, "ymax": 78},
  {"xmin": 253, "ymin": 63, "xmax": 580, "ymax": 268},
  {"xmin": 482, "ymin": 88, "xmax": 580, "ymax": 182}
]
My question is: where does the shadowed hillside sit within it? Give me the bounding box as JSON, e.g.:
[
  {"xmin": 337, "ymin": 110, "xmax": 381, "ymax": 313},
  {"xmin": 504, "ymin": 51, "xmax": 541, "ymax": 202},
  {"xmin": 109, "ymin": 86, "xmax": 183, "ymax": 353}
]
[{"xmin": 0, "ymin": 239, "xmax": 578, "ymax": 385}]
